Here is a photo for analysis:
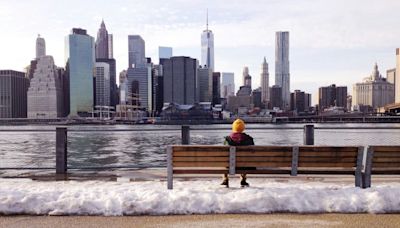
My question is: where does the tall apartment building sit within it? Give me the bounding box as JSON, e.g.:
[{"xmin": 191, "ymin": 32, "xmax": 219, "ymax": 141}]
[
  {"xmin": 212, "ymin": 72, "xmax": 221, "ymax": 105},
  {"xmin": 270, "ymin": 85, "xmax": 282, "ymax": 109},
  {"xmin": 28, "ymin": 56, "xmax": 63, "ymax": 118},
  {"xmin": 94, "ymin": 62, "xmax": 111, "ymax": 107},
  {"xmin": 0, "ymin": 70, "xmax": 29, "ymax": 118},
  {"xmin": 275, "ymin": 31, "xmax": 290, "ymax": 110},
  {"xmin": 290, "ymin": 90, "xmax": 311, "ymax": 113},
  {"xmin": 318, "ymin": 84, "xmax": 347, "ymax": 111},
  {"xmin": 162, "ymin": 56, "xmax": 198, "ymax": 105},
  {"xmin": 198, "ymin": 66, "xmax": 213, "ymax": 102}
]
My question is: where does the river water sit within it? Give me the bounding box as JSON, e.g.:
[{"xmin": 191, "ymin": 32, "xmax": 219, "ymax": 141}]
[{"xmin": 0, "ymin": 123, "xmax": 399, "ymax": 169}]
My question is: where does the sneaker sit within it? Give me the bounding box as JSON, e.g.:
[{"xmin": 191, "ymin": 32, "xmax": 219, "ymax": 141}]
[
  {"xmin": 220, "ymin": 179, "xmax": 229, "ymax": 188},
  {"xmin": 240, "ymin": 180, "xmax": 250, "ymax": 187}
]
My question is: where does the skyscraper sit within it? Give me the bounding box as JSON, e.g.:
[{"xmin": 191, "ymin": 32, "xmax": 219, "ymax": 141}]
[
  {"xmin": 128, "ymin": 35, "xmax": 146, "ymax": 68},
  {"xmin": 97, "ymin": 58, "xmax": 117, "ymax": 108},
  {"xmin": 242, "ymin": 67, "xmax": 251, "ymax": 89},
  {"xmin": 198, "ymin": 66, "xmax": 213, "ymax": 102},
  {"xmin": 212, "ymin": 72, "xmax": 221, "ymax": 105},
  {"xmin": 275, "ymin": 31, "xmax": 290, "ymax": 110},
  {"xmin": 396, "ymin": 48, "xmax": 400, "ymax": 103},
  {"xmin": 221, "ymin": 72, "xmax": 235, "ymax": 98},
  {"xmin": 201, "ymin": 11, "xmax": 214, "ymax": 70},
  {"xmin": 36, "ymin": 35, "xmax": 46, "ymax": 59},
  {"xmin": 0, "ymin": 70, "xmax": 29, "ymax": 118},
  {"xmin": 126, "ymin": 67, "xmax": 152, "ymax": 112},
  {"xmin": 95, "ymin": 20, "xmax": 109, "ymax": 59},
  {"xmin": 28, "ymin": 56, "xmax": 63, "ymax": 118},
  {"xmin": 163, "ymin": 56, "xmax": 198, "ymax": 105},
  {"xmin": 159, "ymin": 46, "xmax": 173, "ymax": 59},
  {"xmin": 261, "ymin": 57, "xmax": 269, "ymax": 104},
  {"xmin": 108, "ymin": 34, "xmax": 113, "ymax": 59},
  {"xmin": 65, "ymin": 28, "xmax": 95, "ymax": 117},
  {"xmin": 94, "ymin": 62, "xmax": 111, "ymax": 107}
]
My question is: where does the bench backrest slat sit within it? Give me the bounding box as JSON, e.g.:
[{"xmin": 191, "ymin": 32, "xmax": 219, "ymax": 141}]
[
  {"xmin": 172, "ymin": 146, "xmax": 230, "ymax": 168},
  {"xmin": 298, "ymin": 146, "xmax": 359, "ymax": 168},
  {"xmin": 233, "ymin": 146, "xmax": 293, "ymax": 168},
  {"xmin": 369, "ymin": 146, "xmax": 400, "ymax": 168}
]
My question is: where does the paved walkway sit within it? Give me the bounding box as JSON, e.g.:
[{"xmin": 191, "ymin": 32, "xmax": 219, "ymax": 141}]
[{"xmin": 1, "ymin": 214, "xmax": 400, "ymax": 228}]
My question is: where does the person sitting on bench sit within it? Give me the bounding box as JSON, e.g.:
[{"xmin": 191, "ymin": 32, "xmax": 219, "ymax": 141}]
[{"xmin": 221, "ymin": 119, "xmax": 254, "ymax": 188}]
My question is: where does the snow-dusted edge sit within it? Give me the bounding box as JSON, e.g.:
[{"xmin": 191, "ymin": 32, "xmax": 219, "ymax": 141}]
[{"xmin": 1, "ymin": 179, "xmax": 400, "ymax": 215}]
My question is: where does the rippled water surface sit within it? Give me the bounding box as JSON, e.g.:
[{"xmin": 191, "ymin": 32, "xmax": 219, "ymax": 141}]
[{"xmin": 0, "ymin": 123, "xmax": 399, "ymax": 168}]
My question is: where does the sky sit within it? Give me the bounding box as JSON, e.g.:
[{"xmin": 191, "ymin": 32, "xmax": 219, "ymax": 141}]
[{"xmin": 0, "ymin": 0, "xmax": 399, "ymax": 104}]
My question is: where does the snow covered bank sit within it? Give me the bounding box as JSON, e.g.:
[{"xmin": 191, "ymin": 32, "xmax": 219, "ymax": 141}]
[{"xmin": 0, "ymin": 179, "xmax": 400, "ymax": 215}]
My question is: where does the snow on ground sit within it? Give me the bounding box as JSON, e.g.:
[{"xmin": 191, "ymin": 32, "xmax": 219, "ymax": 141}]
[{"xmin": 0, "ymin": 178, "xmax": 400, "ymax": 215}]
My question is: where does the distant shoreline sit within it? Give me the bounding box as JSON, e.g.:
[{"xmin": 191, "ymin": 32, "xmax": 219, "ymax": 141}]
[{"xmin": 1, "ymin": 116, "xmax": 400, "ymax": 125}]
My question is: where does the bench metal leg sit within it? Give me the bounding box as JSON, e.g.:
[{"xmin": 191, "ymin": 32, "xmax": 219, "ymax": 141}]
[
  {"xmin": 354, "ymin": 146, "xmax": 364, "ymax": 187},
  {"xmin": 167, "ymin": 146, "xmax": 173, "ymax": 190},
  {"xmin": 362, "ymin": 147, "xmax": 374, "ymax": 189},
  {"xmin": 291, "ymin": 146, "xmax": 299, "ymax": 176}
]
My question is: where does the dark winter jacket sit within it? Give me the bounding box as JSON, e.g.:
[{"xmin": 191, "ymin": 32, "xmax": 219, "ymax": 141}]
[{"xmin": 224, "ymin": 132, "xmax": 254, "ymax": 146}]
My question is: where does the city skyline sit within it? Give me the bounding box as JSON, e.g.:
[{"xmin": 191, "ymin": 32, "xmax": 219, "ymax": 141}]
[{"xmin": 0, "ymin": 0, "xmax": 399, "ymax": 103}]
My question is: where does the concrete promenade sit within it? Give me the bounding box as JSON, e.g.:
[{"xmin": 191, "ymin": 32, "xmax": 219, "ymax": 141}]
[{"xmin": 1, "ymin": 214, "xmax": 400, "ymax": 228}]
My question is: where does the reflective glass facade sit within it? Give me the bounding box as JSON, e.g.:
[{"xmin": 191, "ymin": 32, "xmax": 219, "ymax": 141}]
[{"xmin": 65, "ymin": 29, "xmax": 95, "ymax": 116}]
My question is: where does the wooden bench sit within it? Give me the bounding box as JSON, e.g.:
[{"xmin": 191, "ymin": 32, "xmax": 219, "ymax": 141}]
[
  {"xmin": 166, "ymin": 145, "xmax": 364, "ymax": 189},
  {"xmin": 363, "ymin": 146, "xmax": 400, "ymax": 188}
]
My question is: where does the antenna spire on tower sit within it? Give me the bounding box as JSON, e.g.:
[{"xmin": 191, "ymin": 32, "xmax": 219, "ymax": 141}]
[{"xmin": 206, "ymin": 8, "xmax": 208, "ymax": 30}]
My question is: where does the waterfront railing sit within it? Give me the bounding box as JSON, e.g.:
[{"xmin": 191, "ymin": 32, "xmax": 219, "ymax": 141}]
[{"xmin": 1, "ymin": 125, "xmax": 400, "ymax": 173}]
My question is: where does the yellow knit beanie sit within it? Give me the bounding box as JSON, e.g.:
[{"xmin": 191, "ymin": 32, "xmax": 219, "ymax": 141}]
[{"xmin": 232, "ymin": 119, "xmax": 245, "ymax": 133}]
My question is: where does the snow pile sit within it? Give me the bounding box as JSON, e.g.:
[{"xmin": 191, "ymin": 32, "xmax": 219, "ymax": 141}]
[{"xmin": 0, "ymin": 179, "xmax": 400, "ymax": 215}]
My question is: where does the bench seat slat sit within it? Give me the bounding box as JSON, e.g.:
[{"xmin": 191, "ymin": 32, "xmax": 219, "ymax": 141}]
[
  {"xmin": 299, "ymin": 147, "xmax": 359, "ymax": 152},
  {"xmin": 371, "ymin": 169, "xmax": 400, "ymax": 174},
  {"xmin": 237, "ymin": 162, "xmax": 291, "ymax": 167},
  {"xmin": 372, "ymin": 157, "xmax": 400, "ymax": 162},
  {"xmin": 173, "ymin": 157, "xmax": 229, "ymax": 162},
  {"xmin": 173, "ymin": 151, "xmax": 229, "ymax": 157},
  {"xmin": 237, "ymin": 157, "xmax": 292, "ymax": 162},
  {"xmin": 173, "ymin": 169, "xmax": 228, "ymax": 174},
  {"xmin": 298, "ymin": 157, "xmax": 357, "ymax": 162},
  {"xmin": 236, "ymin": 151, "xmax": 292, "ymax": 156},
  {"xmin": 370, "ymin": 146, "xmax": 400, "ymax": 152},
  {"xmin": 235, "ymin": 146, "xmax": 292, "ymax": 152},
  {"xmin": 298, "ymin": 162, "xmax": 356, "ymax": 168},
  {"xmin": 299, "ymin": 152, "xmax": 358, "ymax": 157},
  {"xmin": 172, "ymin": 146, "xmax": 229, "ymax": 152},
  {"xmin": 372, "ymin": 152, "xmax": 400, "ymax": 158},
  {"xmin": 371, "ymin": 162, "xmax": 400, "ymax": 168},
  {"xmin": 173, "ymin": 161, "xmax": 229, "ymax": 167}
]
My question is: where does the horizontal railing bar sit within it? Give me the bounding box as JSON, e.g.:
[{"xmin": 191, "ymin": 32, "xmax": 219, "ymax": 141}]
[
  {"xmin": 0, "ymin": 166, "xmax": 165, "ymax": 170},
  {"xmin": 68, "ymin": 166, "xmax": 165, "ymax": 169},
  {"xmin": 0, "ymin": 167, "xmax": 54, "ymax": 170},
  {"xmin": 0, "ymin": 127, "xmax": 400, "ymax": 132}
]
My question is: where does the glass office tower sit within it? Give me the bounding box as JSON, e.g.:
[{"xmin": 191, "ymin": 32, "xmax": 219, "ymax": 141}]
[{"xmin": 65, "ymin": 28, "xmax": 95, "ymax": 117}]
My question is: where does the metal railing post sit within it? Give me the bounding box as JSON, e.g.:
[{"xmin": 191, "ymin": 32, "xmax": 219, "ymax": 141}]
[
  {"xmin": 303, "ymin": 124, "xmax": 314, "ymax": 145},
  {"xmin": 56, "ymin": 127, "xmax": 67, "ymax": 174},
  {"xmin": 181, "ymin": 125, "xmax": 190, "ymax": 145}
]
